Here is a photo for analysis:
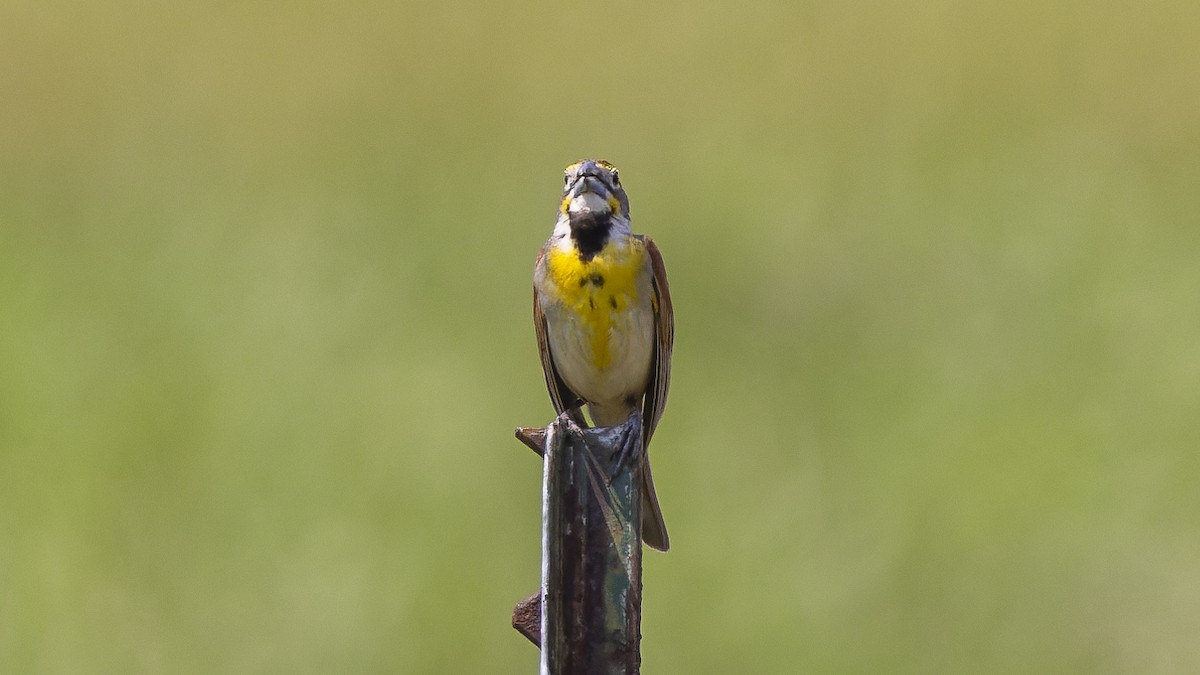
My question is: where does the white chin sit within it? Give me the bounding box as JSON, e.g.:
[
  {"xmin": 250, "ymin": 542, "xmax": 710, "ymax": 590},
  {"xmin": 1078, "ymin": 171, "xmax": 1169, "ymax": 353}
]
[{"xmin": 567, "ymin": 193, "xmax": 611, "ymax": 215}]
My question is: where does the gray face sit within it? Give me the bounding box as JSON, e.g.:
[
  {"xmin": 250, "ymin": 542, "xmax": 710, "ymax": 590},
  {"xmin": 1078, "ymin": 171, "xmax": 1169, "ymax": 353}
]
[{"xmin": 561, "ymin": 159, "xmax": 630, "ymax": 219}]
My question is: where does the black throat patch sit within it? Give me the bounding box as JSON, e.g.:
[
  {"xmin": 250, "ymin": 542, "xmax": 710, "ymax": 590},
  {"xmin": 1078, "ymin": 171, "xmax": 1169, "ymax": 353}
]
[{"xmin": 569, "ymin": 212, "xmax": 611, "ymax": 261}]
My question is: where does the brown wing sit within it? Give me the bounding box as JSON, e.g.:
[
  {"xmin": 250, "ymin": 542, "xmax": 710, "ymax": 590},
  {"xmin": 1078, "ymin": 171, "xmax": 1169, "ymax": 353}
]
[
  {"xmin": 640, "ymin": 235, "xmax": 674, "ymax": 448},
  {"xmin": 637, "ymin": 235, "xmax": 674, "ymax": 550},
  {"xmin": 533, "ymin": 249, "xmax": 585, "ymax": 421}
]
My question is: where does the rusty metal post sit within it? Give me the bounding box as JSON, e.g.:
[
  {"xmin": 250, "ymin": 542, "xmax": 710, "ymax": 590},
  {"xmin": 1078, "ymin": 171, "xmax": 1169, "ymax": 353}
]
[{"xmin": 513, "ymin": 412, "xmax": 643, "ymax": 674}]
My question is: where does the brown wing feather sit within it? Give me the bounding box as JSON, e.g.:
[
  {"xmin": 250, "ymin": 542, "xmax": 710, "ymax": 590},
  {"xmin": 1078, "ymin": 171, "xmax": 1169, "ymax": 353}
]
[
  {"xmin": 637, "ymin": 235, "xmax": 674, "ymax": 550},
  {"xmin": 640, "ymin": 235, "xmax": 674, "ymax": 448},
  {"xmin": 533, "ymin": 249, "xmax": 585, "ymax": 421}
]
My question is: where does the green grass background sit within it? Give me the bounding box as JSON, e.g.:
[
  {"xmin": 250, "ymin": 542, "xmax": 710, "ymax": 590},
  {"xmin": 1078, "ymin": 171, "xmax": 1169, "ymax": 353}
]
[{"xmin": 2, "ymin": 1, "xmax": 1199, "ymax": 672}]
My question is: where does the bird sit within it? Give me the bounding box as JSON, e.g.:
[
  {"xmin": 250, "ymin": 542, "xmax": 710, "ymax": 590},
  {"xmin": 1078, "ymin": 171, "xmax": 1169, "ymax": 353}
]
[{"xmin": 533, "ymin": 159, "xmax": 674, "ymax": 551}]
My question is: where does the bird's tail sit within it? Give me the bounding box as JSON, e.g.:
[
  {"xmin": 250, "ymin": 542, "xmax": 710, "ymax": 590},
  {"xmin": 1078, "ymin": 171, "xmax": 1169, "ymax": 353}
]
[{"xmin": 641, "ymin": 456, "xmax": 669, "ymax": 551}]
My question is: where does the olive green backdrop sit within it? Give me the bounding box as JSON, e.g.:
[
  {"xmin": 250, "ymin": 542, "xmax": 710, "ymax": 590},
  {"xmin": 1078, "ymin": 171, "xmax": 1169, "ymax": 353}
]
[{"xmin": 2, "ymin": 1, "xmax": 1198, "ymax": 672}]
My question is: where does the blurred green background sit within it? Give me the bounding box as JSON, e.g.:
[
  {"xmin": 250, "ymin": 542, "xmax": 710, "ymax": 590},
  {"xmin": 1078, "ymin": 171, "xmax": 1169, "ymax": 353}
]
[{"xmin": 2, "ymin": 1, "xmax": 1199, "ymax": 672}]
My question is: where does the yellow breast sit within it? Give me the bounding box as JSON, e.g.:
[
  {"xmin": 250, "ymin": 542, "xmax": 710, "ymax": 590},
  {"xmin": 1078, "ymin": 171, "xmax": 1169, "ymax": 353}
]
[{"xmin": 545, "ymin": 238, "xmax": 646, "ymax": 370}]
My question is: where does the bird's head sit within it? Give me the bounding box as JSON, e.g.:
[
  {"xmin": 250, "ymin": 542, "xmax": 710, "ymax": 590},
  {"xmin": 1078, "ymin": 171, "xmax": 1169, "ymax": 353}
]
[{"xmin": 560, "ymin": 159, "xmax": 629, "ymax": 221}]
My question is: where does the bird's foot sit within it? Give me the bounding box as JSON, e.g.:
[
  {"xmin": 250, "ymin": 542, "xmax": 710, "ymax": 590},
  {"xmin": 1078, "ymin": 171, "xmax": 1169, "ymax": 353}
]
[
  {"xmin": 556, "ymin": 409, "xmax": 587, "ymax": 437},
  {"xmin": 609, "ymin": 409, "xmax": 643, "ymax": 476}
]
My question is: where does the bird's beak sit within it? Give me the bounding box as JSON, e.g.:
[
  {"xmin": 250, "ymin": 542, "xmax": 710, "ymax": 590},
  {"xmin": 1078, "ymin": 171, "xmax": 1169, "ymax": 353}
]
[
  {"xmin": 563, "ymin": 176, "xmax": 617, "ymax": 216},
  {"xmin": 568, "ymin": 175, "xmax": 604, "ymax": 198}
]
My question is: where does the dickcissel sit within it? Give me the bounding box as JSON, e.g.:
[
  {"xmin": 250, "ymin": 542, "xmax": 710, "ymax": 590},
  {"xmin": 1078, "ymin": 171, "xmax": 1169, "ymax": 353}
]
[{"xmin": 533, "ymin": 159, "xmax": 674, "ymax": 551}]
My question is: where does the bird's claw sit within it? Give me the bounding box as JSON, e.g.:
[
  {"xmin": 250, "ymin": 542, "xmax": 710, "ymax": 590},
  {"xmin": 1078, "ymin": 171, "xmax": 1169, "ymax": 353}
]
[
  {"xmin": 609, "ymin": 410, "xmax": 643, "ymax": 476},
  {"xmin": 557, "ymin": 409, "xmax": 587, "ymax": 436}
]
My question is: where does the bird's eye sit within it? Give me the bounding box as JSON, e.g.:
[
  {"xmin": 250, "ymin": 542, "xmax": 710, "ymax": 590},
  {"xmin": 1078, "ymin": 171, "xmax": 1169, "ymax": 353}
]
[
  {"xmin": 564, "ymin": 175, "xmax": 570, "ymax": 186},
  {"xmin": 611, "ymin": 171, "xmax": 620, "ymax": 187}
]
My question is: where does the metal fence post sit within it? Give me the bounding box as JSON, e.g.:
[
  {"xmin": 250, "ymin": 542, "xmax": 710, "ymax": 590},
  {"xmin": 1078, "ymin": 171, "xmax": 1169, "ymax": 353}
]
[{"xmin": 513, "ymin": 413, "xmax": 643, "ymax": 674}]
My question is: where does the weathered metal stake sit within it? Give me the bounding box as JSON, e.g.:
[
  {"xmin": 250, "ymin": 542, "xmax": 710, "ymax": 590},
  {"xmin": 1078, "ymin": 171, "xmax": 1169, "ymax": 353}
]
[{"xmin": 513, "ymin": 412, "xmax": 643, "ymax": 674}]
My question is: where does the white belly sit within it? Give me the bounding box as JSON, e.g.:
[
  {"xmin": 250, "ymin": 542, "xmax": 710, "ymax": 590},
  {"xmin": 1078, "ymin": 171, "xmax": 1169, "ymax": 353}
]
[{"xmin": 543, "ymin": 298, "xmax": 655, "ymax": 410}]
